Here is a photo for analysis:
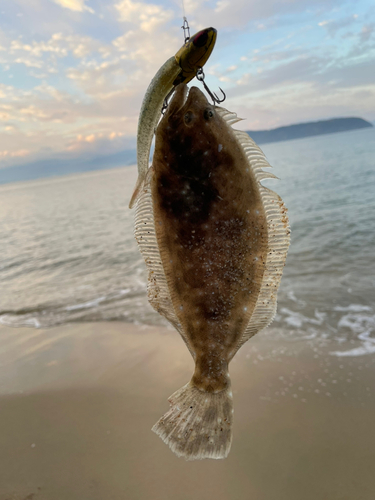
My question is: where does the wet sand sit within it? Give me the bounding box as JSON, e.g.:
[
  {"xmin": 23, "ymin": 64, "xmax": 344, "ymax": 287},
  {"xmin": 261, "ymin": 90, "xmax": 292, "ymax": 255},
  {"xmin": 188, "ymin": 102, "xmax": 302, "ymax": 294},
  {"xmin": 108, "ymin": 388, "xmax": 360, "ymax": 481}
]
[{"xmin": 0, "ymin": 322, "xmax": 374, "ymax": 500}]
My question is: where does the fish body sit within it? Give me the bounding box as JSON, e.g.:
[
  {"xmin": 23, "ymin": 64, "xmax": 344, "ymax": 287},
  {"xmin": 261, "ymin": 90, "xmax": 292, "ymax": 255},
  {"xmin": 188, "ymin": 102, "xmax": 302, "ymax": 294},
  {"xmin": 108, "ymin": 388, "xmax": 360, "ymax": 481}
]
[
  {"xmin": 129, "ymin": 28, "xmax": 217, "ymax": 209},
  {"xmin": 134, "ymin": 84, "xmax": 290, "ymax": 459}
]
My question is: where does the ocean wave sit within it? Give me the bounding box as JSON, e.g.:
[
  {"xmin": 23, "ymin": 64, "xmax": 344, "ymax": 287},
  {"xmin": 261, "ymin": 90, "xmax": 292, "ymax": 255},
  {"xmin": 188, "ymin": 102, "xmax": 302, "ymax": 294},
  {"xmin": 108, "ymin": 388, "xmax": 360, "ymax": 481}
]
[
  {"xmin": 329, "ymin": 311, "xmax": 375, "ymax": 357},
  {"xmin": 65, "ymin": 297, "xmax": 107, "ymax": 311},
  {"xmin": 0, "ymin": 314, "xmax": 41, "ymax": 328},
  {"xmin": 273, "ymin": 299, "xmax": 375, "ymax": 357},
  {"xmin": 334, "ymin": 304, "xmax": 372, "ymax": 312},
  {"xmin": 2, "ymin": 290, "xmax": 374, "ymax": 359}
]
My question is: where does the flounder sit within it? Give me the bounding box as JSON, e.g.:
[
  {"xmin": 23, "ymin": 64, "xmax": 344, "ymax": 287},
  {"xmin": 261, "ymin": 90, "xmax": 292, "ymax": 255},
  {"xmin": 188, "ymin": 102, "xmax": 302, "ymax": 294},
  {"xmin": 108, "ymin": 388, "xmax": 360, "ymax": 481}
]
[
  {"xmin": 134, "ymin": 84, "xmax": 290, "ymax": 460},
  {"xmin": 129, "ymin": 27, "xmax": 217, "ymax": 208}
]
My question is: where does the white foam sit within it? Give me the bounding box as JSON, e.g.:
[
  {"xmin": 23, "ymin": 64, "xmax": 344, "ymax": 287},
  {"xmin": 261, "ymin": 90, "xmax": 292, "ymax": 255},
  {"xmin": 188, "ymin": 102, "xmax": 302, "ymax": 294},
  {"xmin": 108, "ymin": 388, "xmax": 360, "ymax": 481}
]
[
  {"xmin": 334, "ymin": 304, "xmax": 372, "ymax": 312},
  {"xmin": 280, "ymin": 308, "xmax": 325, "ymax": 328},
  {"xmin": 286, "ymin": 290, "xmax": 306, "ymax": 307},
  {"xmin": 23, "ymin": 317, "xmax": 41, "ymax": 328},
  {"xmin": 277, "ymin": 304, "xmax": 375, "ymax": 357},
  {"xmin": 284, "ymin": 314, "xmax": 303, "ymax": 328},
  {"xmin": 65, "ymin": 296, "xmax": 106, "ymax": 311},
  {"xmin": 337, "ymin": 313, "xmax": 375, "ymax": 333},
  {"xmin": 0, "ymin": 314, "xmax": 41, "ymax": 328},
  {"xmin": 330, "ymin": 342, "xmax": 375, "ymax": 357},
  {"xmin": 0, "ymin": 315, "xmax": 10, "ymax": 326},
  {"xmin": 330, "ymin": 313, "xmax": 375, "ymax": 356}
]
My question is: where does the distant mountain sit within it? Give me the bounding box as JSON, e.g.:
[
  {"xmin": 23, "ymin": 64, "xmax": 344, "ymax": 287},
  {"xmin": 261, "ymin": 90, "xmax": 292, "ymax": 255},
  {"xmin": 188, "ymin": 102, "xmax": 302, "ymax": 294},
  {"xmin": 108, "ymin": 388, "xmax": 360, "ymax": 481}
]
[
  {"xmin": 0, "ymin": 117, "xmax": 373, "ymax": 186},
  {"xmin": 0, "ymin": 149, "xmax": 136, "ymax": 185},
  {"xmin": 246, "ymin": 117, "xmax": 373, "ymax": 144}
]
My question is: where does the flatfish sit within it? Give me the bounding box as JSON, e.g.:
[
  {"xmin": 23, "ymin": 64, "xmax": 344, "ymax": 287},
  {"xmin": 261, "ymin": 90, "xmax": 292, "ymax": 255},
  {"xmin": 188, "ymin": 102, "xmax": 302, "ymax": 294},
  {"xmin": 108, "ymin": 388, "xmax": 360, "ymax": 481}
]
[{"xmin": 134, "ymin": 84, "xmax": 290, "ymax": 460}]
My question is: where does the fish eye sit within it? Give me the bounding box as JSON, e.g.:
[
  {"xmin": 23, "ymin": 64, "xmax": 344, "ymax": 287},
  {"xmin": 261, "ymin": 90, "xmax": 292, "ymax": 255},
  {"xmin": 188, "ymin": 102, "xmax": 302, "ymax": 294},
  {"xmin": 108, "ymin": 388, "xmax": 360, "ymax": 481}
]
[
  {"xmin": 184, "ymin": 111, "xmax": 194, "ymax": 124},
  {"xmin": 204, "ymin": 108, "xmax": 214, "ymax": 120}
]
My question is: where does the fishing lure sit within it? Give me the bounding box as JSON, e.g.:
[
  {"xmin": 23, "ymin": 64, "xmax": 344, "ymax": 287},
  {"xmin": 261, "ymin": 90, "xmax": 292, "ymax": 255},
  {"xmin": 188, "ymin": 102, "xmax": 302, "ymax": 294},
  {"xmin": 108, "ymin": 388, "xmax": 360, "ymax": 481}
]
[{"xmin": 129, "ymin": 27, "xmax": 217, "ymax": 208}]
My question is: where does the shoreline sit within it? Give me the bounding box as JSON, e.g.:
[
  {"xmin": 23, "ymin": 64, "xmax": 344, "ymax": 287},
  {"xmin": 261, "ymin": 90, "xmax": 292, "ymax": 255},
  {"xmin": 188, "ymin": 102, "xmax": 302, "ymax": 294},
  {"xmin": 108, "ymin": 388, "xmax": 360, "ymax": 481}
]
[{"xmin": 1, "ymin": 321, "xmax": 374, "ymax": 499}]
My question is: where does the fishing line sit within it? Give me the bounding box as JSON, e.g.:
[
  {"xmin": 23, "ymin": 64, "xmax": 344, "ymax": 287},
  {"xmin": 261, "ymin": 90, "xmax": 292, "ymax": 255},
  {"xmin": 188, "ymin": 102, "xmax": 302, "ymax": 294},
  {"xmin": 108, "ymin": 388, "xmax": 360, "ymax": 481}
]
[
  {"xmin": 180, "ymin": 0, "xmax": 186, "ymax": 20},
  {"xmin": 168, "ymin": 0, "xmax": 190, "ymax": 42},
  {"xmin": 180, "ymin": 0, "xmax": 190, "ymax": 42}
]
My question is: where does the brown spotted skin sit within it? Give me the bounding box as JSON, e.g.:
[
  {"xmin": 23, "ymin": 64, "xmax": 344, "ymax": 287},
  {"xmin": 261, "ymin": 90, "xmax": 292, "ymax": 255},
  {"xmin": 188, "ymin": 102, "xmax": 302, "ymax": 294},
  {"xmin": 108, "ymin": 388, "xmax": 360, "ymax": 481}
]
[{"xmin": 151, "ymin": 85, "xmax": 268, "ymax": 393}]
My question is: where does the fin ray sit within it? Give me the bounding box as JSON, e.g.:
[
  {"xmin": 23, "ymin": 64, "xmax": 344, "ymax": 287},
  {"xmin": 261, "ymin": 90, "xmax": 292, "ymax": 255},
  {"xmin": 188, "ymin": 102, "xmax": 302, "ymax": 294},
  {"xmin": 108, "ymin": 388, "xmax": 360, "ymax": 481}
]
[
  {"xmin": 216, "ymin": 106, "xmax": 290, "ymax": 350},
  {"xmin": 152, "ymin": 382, "xmax": 233, "ymax": 460},
  {"xmin": 134, "ymin": 171, "xmax": 195, "ymax": 355}
]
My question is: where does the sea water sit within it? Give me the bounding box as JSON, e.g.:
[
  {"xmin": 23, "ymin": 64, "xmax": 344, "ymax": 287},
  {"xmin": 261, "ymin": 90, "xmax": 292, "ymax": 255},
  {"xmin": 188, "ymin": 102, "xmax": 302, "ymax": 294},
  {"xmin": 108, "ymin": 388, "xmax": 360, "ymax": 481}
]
[{"xmin": 1, "ymin": 127, "xmax": 374, "ymax": 357}]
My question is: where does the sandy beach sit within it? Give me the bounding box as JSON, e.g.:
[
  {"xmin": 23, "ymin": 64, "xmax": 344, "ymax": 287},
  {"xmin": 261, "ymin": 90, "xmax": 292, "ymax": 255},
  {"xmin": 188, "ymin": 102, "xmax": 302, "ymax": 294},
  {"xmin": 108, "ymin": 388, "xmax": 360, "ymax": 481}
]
[{"xmin": 0, "ymin": 321, "xmax": 374, "ymax": 500}]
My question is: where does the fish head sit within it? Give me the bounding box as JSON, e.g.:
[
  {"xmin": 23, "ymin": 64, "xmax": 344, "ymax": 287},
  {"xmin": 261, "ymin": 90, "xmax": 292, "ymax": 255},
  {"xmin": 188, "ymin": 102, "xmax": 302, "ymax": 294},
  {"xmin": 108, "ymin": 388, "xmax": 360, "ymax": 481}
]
[
  {"xmin": 155, "ymin": 84, "xmax": 228, "ymax": 179},
  {"xmin": 166, "ymin": 84, "xmax": 215, "ymax": 125},
  {"xmin": 174, "ymin": 28, "xmax": 217, "ymax": 85}
]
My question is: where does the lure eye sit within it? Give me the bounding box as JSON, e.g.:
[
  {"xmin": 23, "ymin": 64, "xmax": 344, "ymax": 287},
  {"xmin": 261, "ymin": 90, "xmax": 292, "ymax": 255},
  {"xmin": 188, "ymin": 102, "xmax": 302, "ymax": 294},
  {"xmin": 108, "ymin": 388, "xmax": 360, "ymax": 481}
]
[
  {"xmin": 193, "ymin": 30, "xmax": 209, "ymax": 48},
  {"xmin": 204, "ymin": 109, "xmax": 214, "ymax": 120},
  {"xmin": 184, "ymin": 111, "xmax": 194, "ymax": 124}
]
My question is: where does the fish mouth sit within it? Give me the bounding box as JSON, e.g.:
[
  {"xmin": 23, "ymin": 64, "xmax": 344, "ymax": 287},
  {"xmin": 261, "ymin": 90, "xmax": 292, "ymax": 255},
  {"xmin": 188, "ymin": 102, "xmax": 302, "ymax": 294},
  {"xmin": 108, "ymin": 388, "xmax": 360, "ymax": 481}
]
[{"xmin": 166, "ymin": 84, "xmax": 209, "ymax": 118}]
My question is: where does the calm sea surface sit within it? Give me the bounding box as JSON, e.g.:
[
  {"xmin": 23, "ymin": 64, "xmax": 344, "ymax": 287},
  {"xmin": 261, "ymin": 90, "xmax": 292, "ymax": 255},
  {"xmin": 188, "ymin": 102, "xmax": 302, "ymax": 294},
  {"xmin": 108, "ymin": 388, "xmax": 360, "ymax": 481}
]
[{"xmin": 1, "ymin": 128, "xmax": 374, "ymax": 357}]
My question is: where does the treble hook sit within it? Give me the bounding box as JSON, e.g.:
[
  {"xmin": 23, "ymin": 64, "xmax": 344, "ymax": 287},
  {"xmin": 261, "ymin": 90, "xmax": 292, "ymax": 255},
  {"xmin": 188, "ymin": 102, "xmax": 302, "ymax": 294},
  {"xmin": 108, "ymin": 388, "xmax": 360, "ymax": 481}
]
[
  {"xmin": 196, "ymin": 67, "xmax": 226, "ymax": 106},
  {"xmin": 161, "ymin": 87, "xmax": 176, "ymax": 115}
]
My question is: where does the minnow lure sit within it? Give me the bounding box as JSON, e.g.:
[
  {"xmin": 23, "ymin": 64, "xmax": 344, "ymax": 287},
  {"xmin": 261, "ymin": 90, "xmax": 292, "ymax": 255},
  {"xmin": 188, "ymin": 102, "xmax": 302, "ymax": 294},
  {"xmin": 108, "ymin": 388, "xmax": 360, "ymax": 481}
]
[
  {"xmin": 134, "ymin": 84, "xmax": 290, "ymax": 460},
  {"xmin": 129, "ymin": 27, "xmax": 217, "ymax": 209}
]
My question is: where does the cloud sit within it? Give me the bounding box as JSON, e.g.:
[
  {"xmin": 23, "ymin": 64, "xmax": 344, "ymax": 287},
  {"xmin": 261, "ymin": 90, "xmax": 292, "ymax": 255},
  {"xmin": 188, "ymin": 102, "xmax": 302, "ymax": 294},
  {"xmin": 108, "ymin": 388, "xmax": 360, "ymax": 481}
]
[
  {"xmin": 51, "ymin": 0, "xmax": 94, "ymax": 13},
  {"xmin": 0, "ymin": 2, "xmax": 186, "ymax": 167},
  {"xmin": 1, "ymin": 0, "xmax": 375, "ymax": 169},
  {"xmin": 10, "ymin": 32, "xmax": 101, "ymax": 58},
  {"xmin": 318, "ymin": 14, "xmax": 359, "ymax": 38},
  {"xmin": 229, "ymin": 80, "xmax": 375, "ymax": 130},
  {"xmin": 359, "ymin": 23, "xmax": 375, "ymax": 44},
  {"xmin": 0, "ymin": 74, "xmax": 140, "ymax": 168},
  {"xmin": 0, "ymin": 32, "xmax": 106, "ymax": 81},
  {"xmin": 228, "ymin": 48, "xmax": 375, "ymax": 101},
  {"xmin": 186, "ymin": 0, "xmax": 344, "ymax": 30},
  {"xmin": 0, "ymin": 149, "xmax": 30, "ymax": 159},
  {"xmin": 66, "ymin": 130, "xmax": 127, "ymax": 150},
  {"xmin": 14, "ymin": 57, "xmax": 44, "ymax": 68},
  {"xmin": 115, "ymin": 0, "xmax": 173, "ymax": 32}
]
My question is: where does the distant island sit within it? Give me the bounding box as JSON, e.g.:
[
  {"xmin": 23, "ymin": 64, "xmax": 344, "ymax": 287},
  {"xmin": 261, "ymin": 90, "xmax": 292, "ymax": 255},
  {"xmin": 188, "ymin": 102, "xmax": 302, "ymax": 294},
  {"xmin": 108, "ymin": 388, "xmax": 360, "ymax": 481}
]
[
  {"xmin": 0, "ymin": 117, "xmax": 373, "ymax": 186},
  {"xmin": 246, "ymin": 117, "xmax": 373, "ymax": 144}
]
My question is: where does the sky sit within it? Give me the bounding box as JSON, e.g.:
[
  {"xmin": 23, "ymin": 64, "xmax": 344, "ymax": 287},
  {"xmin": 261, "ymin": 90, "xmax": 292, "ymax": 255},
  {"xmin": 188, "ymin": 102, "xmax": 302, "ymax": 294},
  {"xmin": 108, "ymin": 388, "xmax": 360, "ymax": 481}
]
[{"xmin": 0, "ymin": 0, "xmax": 374, "ymax": 170}]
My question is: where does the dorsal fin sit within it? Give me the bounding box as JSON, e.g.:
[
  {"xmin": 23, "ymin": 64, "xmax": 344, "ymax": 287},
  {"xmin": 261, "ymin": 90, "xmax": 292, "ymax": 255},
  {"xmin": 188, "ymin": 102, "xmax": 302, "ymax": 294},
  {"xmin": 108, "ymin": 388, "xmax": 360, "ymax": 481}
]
[
  {"xmin": 216, "ymin": 106, "xmax": 290, "ymax": 351},
  {"xmin": 134, "ymin": 173, "xmax": 195, "ymax": 356}
]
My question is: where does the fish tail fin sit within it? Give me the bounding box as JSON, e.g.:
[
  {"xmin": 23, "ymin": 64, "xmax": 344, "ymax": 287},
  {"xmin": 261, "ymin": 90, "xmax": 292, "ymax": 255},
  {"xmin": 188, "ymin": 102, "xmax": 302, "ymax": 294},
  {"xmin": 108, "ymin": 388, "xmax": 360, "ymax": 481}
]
[{"xmin": 152, "ymin": 381, "xmax": 233, "ymax": 460}]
